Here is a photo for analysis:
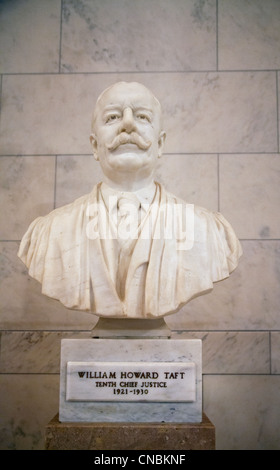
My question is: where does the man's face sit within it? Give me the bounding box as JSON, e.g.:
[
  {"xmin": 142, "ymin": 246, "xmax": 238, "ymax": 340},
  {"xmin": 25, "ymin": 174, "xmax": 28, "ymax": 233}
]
[{"xmin": 90, "ymin": 82, "xmax": 165, "ymax": 181}]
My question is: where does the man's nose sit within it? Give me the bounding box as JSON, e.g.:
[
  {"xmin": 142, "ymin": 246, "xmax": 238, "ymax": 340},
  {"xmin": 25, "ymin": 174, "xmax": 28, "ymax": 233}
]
[{"xmin": 119, "ymin": 108, "xmax": 136, "ymax": 133}]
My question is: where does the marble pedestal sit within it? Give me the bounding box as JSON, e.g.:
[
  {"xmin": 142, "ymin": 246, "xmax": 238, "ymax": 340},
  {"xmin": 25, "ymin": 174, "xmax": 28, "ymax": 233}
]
[
  {"xmin": 59, "ymin": 338, "xmax": 202, "ymax": 423},
  {"xmin": 45, "ymin": 412, "xmax": 215, "ymax": 450}
]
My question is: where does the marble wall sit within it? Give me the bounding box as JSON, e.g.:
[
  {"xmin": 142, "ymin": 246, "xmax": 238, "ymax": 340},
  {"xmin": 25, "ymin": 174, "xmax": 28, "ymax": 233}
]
[{"xmin": 0, "ymin": 0, "xmax": 279, "ymax": 450}]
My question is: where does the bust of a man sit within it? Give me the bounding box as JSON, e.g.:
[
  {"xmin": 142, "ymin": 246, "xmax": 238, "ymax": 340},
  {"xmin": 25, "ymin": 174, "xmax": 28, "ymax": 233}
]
[{"xmin": 18, "ymin": 81, "xmax": 242, "ymax": 319}]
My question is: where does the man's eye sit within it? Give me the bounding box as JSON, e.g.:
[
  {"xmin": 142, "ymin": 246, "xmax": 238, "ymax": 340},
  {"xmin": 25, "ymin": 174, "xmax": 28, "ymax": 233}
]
[
  {"xmin": 106, "ymin": 114, "xmax": 119, "ymax": 123},
  {"xmin": 136, "ymin": 114, "xmax": 150, "ymax": 122}
]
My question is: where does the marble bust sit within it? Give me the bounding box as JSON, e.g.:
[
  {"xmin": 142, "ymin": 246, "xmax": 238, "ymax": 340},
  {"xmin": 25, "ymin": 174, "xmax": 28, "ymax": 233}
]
[{"xmin": 18, "ymin": 81, "xmax": 242, "ymax": 319}]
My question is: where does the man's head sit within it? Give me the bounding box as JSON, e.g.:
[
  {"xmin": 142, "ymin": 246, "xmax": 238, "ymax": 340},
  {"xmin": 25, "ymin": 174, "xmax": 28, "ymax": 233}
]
[{"xmin": 90, "ymin": 82, "xmax": 166, "ymax": 188}]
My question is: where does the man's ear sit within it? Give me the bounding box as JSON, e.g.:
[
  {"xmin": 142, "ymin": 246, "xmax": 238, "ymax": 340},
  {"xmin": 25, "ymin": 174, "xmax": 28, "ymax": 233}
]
[
  {"xmin": 158, "ymin": 131, "xmax": 166, "ymax": 158},
  {"xmin": 89, "ymin": 134, "xmax": 99, "ymax": 161}
]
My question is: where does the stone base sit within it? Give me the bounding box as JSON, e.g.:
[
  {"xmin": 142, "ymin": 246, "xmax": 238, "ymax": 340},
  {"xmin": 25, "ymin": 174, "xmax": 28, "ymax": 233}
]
[
  {"xmin": 45, "ymin": 412, "xmax": 215, "ymax": 450},
  {"xmin": 59, "ymin": 338, "xmax": 202, "ymax": 423},
  {"xmin": 92, "ymin": 317, "xmax": 172, "ymax": 338}
]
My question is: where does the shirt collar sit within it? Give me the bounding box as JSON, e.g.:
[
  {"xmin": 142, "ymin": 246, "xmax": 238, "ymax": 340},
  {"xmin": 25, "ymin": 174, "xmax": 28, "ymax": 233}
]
[{"xmin": 100, "ymin": 181, "xmax": 157, "ymax": 213}]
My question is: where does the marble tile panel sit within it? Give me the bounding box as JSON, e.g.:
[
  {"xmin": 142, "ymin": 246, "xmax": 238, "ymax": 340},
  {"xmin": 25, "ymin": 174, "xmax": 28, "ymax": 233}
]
[
  {"xmin": 0, "ymin": 242, "xmax": 97, "ymax": 330},
  {"xmin": 175, "ymin": 331, "xmax": 270, "ymax": 374},
  {"xmin": 0, "ymin": 72, "xmax": 277, "ymax": 156},
  {"xmin": 219, "ymin": 154, "xmax": 280, "ymax": 240},
  {"xmin": 0, "ymin": 0, "xmax": 60, "ymax": 73},
  {"xmin": 61, "ymin": 0, "xmax": 216, "ymax": 73},
  {"xmin": 271, "ymin": 332, "xmax": 280, "ymax": 374},
  {"xmin": 156, "ymin": 154, "xmax": 218, "ymax": 211},
  {"xmin": 0, "ymin": 331, "xmax": 92, "ymax": 374},
  {"xmin": 55, "ymin": 155, "xmax": 103, "ymax": 208},
  {"xmin": 203, "ymin": 375, "xmax": 280, "ymax": 450},
  {"xmin": 154, "ymin": 71, "xmax": 277, "ymax": 154},
  {"xmin": 0, "ymin": 156, "xmax": 56, "ymax": 240},
  {"xmin": 167, "ymin": 240, "xmax": 280, "ymax": 331},
  {"xmin": 0, "ymin": 374, "xmax": 59, "ymax": 450},
  {"xmin": 219, "ymin": 0, "xmax": 280, "ymax": 71}
]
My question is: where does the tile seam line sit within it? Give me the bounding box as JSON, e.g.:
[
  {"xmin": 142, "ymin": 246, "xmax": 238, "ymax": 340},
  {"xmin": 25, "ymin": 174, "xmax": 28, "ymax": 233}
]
[
  {"xmin": 163, "ymin": 152, "xmax": 280, "ymax": 155},
  {"xmin": 1, "ymin": 329, "xmax": 279, "ymax": 333},
  {"xmin": 203, "ymin": 373, "xmax": 280, "ymax": 377},
  {"xmin": 1, "ymin": 69, "xmax": 280, "ymax": 77},
  {"xmin": 58, "ymin": 0, "xmax": 63, "ymax": 73},
  {"xmin": 216, "ymin": 0, "xmax": 219, "ymax": 72},
  {"xmin": 0, "ymin": 75, "xmax": 2, "ymax": 139},
  {"xmin": 1, "ymin": 152, "xmax": 280, "ymax": 157},
  {"xmin": 173, "ymin": 329, "xmax": 278, "ymax": 333},
  {"xmin": 217, "ymin": 154, "xmax": 220, "ymax": 212},
  {"xmin": 276, "ymin": 71, "xmax": 279, "ymax": 153},
  {"xmin": 2, "ymin": 238, "xmax": 280, "ymax": 242},
  {"xmin": 0, "ymin": 329, "xmax": 92, "ymax": 333},
  {"xmin": 0, "ymin": 372, "xmax": 60, "ymax": 376},
  {"xmin": 54, "ymin": 155, "xmax": 58, "ymax": 210},
  {"xmin": 269, "ymin": 331, "xmax": 272, "ymax": 375}
]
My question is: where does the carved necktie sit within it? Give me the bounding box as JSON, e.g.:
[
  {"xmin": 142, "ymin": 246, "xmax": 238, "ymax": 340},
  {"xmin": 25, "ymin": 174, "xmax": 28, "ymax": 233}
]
[
  {"xmin": 117, "ymin": 194, "xmax": 141, "ymax": 244},
  {"xmin": 116, "ymin": 193, "xmax": 141, "ymax": 300}
]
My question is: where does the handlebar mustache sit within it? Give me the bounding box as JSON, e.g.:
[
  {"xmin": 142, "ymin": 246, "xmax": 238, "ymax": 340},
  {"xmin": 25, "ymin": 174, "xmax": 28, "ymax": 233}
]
[{"xmin": 107, "ymin": 132, "xmax": 152, "ymax": 151}]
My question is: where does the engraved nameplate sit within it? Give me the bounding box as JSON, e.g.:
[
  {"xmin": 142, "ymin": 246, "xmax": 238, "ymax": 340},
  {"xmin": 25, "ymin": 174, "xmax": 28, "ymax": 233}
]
[{"xmin": 66, "ymin": 361, "xmax": 196, "ymax": 402}]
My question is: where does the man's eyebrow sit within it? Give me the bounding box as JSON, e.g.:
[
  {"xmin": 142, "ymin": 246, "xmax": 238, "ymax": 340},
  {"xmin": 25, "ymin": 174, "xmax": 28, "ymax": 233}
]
[
  {"xmin": 102, "ymin": 104, "xmax": 153, "ymax": 112},
  {"xmin": 135, "ymin": 109, "xmax": 154, "ymax": 117}
]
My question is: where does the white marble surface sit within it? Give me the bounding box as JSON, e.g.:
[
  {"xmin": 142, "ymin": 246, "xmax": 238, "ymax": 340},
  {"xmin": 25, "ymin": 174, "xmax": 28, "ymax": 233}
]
[
  {"xmin": 176, "ymin": 331, "xmax": 270, "ymax": 374},
  {"xmin": 219, "ymin": 0, "xmax": 280, "ymax": 70},
  {"xmin": 0, "ymin": 242, "xmax": 96, "ymax": 330},
  {"xmin": 167, "ymin": 240, "xmax": 280, "ymax": 331},
  {"xmin": 0, "ymin": 156, "xmax": 56, "ymax": 240},
  {"xmin": 0, "ymin": 0, "xmax": 60, "ymax": 74},
  {"xmin": 56, "ymin": 155, "xmax": 104, "ymax": 208},
  {"xmin": 17, "ymin": 179, "xmax": 242, "ymax": 318},
  {"xmin": 0, "ymin": 374, "xmax": 59, "ymax": 450},
  {"xmin": 271, "ymin": 333, "xmax": 280, "ymax": 375},
  {"xmin": 0, "ymin": 331, "xmax": 89, "ymax": 374},
  {"xmin": 156, "ymin": 154, "xmax": 218, "ymax": 212},
  {"xmin": 204, "ymin": 375, "xmax": 280, "ymax": 450},
  {"xmin": 59, "ymin": 338, "xmax": 202, "ymax": 423},
  {"xmin": 219, "ymin": 154, "xmax": 280, "ymax": 240},
  {"xmin": 61, "ymin": 0, "xmax": 216, "ymax": 72}
]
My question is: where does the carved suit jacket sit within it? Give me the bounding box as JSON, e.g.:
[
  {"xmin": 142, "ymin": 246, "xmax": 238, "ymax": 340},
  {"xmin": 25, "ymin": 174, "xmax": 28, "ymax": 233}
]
[{"xmin": 18, "ymin": 182, "xmax": 242, "ymax": 318}]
